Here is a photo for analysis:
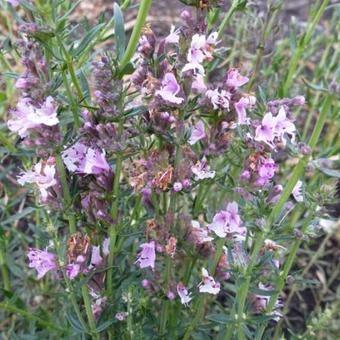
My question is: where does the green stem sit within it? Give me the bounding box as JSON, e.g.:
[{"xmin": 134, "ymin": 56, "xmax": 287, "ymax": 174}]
[
  {"xmin": 81, "ymin": 284, "xmax": 99, "ymax": 339},
  {"xmin": 247, "ymin": 0, "xmax": 283, "ymax": 91},
  {"xmin": 280, "ymin": 0, "xmax": 329, "ymax": 97},
  {"xmin": 254, "ymin": 212, "xmax": 314, "ymax": 339},
  {"xmin": 119, "ymin": 0, "xmax": 153, "ymax": 72},
  {"xmin": 183, "ymin": 296, "xmax": 206, "ymax": 340},
  {"xmin": 107, "ymin": 155, "xmax": 123, "ymax": 295},
  {"xmin": 0, "ymin": 242, "xmax": 11, "ymax": 291},
  {"xmin": 57, "ymin": 35, "xmax": 89, "ymax": 106},
  {"xmin": 126, "ymin": 287, "xmax": 134, "ymax": 339},
  {"xmin": 55, "ymin": 153, "xmax": 76, "ymax": 233},
  {"xmin": 230, "ymin": 93, "xmax": 332, "ymax": 339},
  {"xmin": 183, "ymin": 239, "xmax": 225, "ymax": 339},
  {"xmin": 159, "ymin": 256, "xmax": 172, "ymax": 334},
  {"xmin": 217, "ymin": 0, "xmax": 238, "ymax": 39},
  {"xmin": 61, "ymin": 71, "xmax": 81, "ymax": 129}
]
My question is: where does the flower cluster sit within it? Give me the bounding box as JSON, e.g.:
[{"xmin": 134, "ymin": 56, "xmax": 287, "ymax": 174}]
[{"xmin": 8, "ymin": 4, "xmax": 311, "ymax": 335}]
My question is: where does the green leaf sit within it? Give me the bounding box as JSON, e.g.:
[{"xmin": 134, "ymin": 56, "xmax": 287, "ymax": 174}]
[
  {"xmin": 71, "ymin": 23, "xmax": 106, "ymax": 57},
  {"xmin": 114, "ymin": 3, "xmax": 126, "ymax": 60},
  {"xmin": 2, "ymin": 207, "xmax": 37, "ymax": 226},
  {"xmin": 118, "ymin": 61, "xmax": 135, "ymax": 78},
  {"xmin": 303, "ymin": 79, "xmax": 328, "ymax": 93},
  {"xmin": 65, "ymin": 310, "xmax": 86, "ymax": 333},
  {"xmin": 206, "ymin": 314, "xmax": 232, "ymax": 324},
  {"xmin": 96, "ymin": 320, "xmax": 115, "ymax": 332},
  {"xmin": 313, "ymin": 159, "xmax": 340, "ymax": 178}
]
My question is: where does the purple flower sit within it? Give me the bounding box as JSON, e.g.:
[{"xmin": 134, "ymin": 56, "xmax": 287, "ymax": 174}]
[
  {"xmin": 190, "ymin": 220, "xmax": 213, "ymax": 244},
  {"xmin": 255, "ymin": 112, "xmax": 276, "ymax": 148},
  {"xmin": 198, "ymin": 268, "xmax": 220, "ymax": 295},
  {"xmin": 173, "ymin": 182, "xmax": 183, "ymax": 192},
  {"xmin": 91, "ymin": 295, "xmax": 107, "ymax": 320},
  {"xmin": 206, "ymin": 89, "xmax": 230, "ymax": 110},
  {"xmin": 292, "ymin": 180, "xmax": 303, "ymax": 202},
  {"xmin": 234, "ymin": 96, "xmax": 256, "ymax": 125},
  {"xmin": 255, "ymin": 107, "xmax": 296, "ymax": 148},
  {"xmin": 27, "ymin": 248, "xmax": 57, "ymax": 279},
  {"xmin": 191, "ymin": 74, "xmax": 207, "ymax": 93},
  {"xmin": 7, "ymin": 0, "xmax": 20, "ymax": 6},
  {"xmin": 66, "ymin": 263, "xmax": 81, "ymax": 280},
  {"xmin": 102, "ymin": 238, "xmax": 110, "ymax": 257},
  {"xmin": 165, "ymin": 25, "xmax": 180, "ymax": 45},
  {"xmin": 83, "ymin": 148, "xmax": 111, "ymax": 175},
  {"xmin": 15, "ymin": 75, "xmax": 38, "ymax": 89},
  {"xmin": 182, "ymin": 34, "xmax": 207, "ymax": 74},
  {"xmin": 274, "ymin": 106, "xmax": 296, "ymax": 144},
  {"xmin": 208, "ymin": 202, "xmax": 244, "ymax": 238},
  {"xmin": 17, "ymin": 160, "xmax": 57, "ymax": 201},
  {"xmin": 256, "ymin": 158, "xmax": 276, "ymax": 186},
  {"xmin": 115, "ymin": 312, "xmax": 127, "ymax": 321},
  {"xmin": 91, "ymin": 246, "xmax": 103, "ymax": 266},
  {"xmin": 62, "ymin": 142, "xmax": 111, "ymax": 175},
  {"xmin": 155, "ymin": 73, "xmax": 184, "ymax": 105},
  {"xmin": 177, "ymin": 283, "xmax": 192, "ymax": 306},
  {"xmin": 182, "ymin": 32, "xmax": 219, "ymax": 75},
  {"xmin": 8, "ymin": 96, "xmax": 59, "ymax": 138},
  {"xmin": 225, "ymin": 69, "xmax": 249, "ymax": 88},
  {"xmin": 167, "ymin": 291, "xmax": 176, "ymax": 300},
  {"xmin": 191, "ymin": 158, "xmax": 215, "ymax": 181},
  {"xmin": 188, "ymin": 120, "xmax": 206, "ymax": 145},
  {"xmin": 135, "ymin": 241, "xmax": 156, "ymax": 269}
]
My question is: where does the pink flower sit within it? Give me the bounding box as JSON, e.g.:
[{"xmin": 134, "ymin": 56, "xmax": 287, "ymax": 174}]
[
  {"xmin": 91, "ymin": 246, "xmax": 103, "ymax": 266},
  {"xmin": 62, "ymin": 142, "xmax": 110, "ymax": 175},
  {"xmin": 206, "ymin": 89, "xmax": 230, "ymax": 110},
  {"xmin": 191, "ymin": 74, "xmax": 207, "ymax": 93},
  {"xmin": 274, "ymin": 107, "xmax": 296, "ymax": 144},
  {"xmin": 15, "ymin": 75, "xmax": 38, "ymax": 89},
  {"xmin": 255, "ymin": 107, "xmax": 296, "ymax": 148},
  {"xmin": 173, "ymin": 182, "xmax": 183, "ymax": 192},
  {"xmin": 292, "ymin": 180, "xmax": 303, "ymax": 202},
  {"xmin": 165, "ymin": 25, "xmax": 180, "ymax": 44},
  {"xmin": 182, "ymin": 32, "xmax": 219, "ymax": 75},
  {"xmin": 7, "ymin": 0, "xmax": 20, "ymax": 6},
  {"xmin": 255, "ymin": 112, "xmax": 276, "ymax": 147},
  {"xmin": 102, "ymin": 238, "xmax": 110, "ymax": 257},
  {"xmin": 208, "ymin": 202, "xmax": 244, "ymax": 238},
  {"xmin": 83, "ymin": 148, "xmax": 111, "ymax": 175},
  {"xmin": 17, "ymin": 161, "xmax": 57, "ymax": 201},
  {"xmin": 191, "ymin": 220, "xmax": 213, "ymax": 244},
  {"xmin": 115, "ymin": 312, "xmax": 127, "ymax": 321},
  {"xmin": 234, "ymin": 96, "xmax": 256, "ymax": 125},
  {"xmin": 188, "ymin": 120, "xmax": 206, "ymax": 145},
  {"xmin": 191, "ymin": 158, "xmax": 215, "ymax": 181},
  {"xmin": 155, "ymin": 73, "xmax": 184, "ymax": 105},
  {"xmin": 136, "ymin": 241, "xmax": 156, "ymax": 269},
  {"xmin": 91, "ymin": 295, "xmax": 107, "ymax": 320},
  {"xmin": 258, "ymin": 158, "xmax": 276, "ymax": 182},
  {"xmin": 182, "ymin": 34, "xmax": 206, "ymax": 74},
  {"xmin": 177, "ymin": 282, "xmax": 192, "ymax": 306},
  {"xmin": 27, "ymin": 248, "xmax": 57, "ymax": 279},
  {"xmin": 8, "ymin": 96, "xmax": 59, "ymax": 138},
  {"xmin": 225, "ymin": 69, "xmax": 249, "ymax": 88},
  {"xmin": 167, "ymin": 291, "xmax": 176, "ymax": 300},
  {"xmin": 198, "ymin": 268, "xmax": 220, "ymax": 295},
  {"xmin": 253, "ymin": 283, "xmax": 282, "ymax": 320},
  {"xmin": 66, "ymin": 263, "xmax": 81, "ymax": 280}
]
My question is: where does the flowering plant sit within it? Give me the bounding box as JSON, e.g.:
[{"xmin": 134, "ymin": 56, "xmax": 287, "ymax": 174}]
[{"xmin": 0, "ymin": 0, "xmax": 338, "ymax": 339}]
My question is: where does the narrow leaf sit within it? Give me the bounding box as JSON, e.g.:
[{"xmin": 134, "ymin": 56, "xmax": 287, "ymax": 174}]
[{"xmin": 114, "ymin": 3, "xmax": 126, "ymax": 60}]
